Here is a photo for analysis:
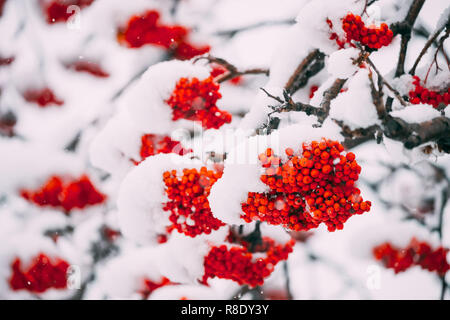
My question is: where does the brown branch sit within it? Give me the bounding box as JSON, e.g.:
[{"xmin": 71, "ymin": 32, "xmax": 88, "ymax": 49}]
[
  {"xmin": 215, "ymin": 19, "xmax": 295, "ymax": 38},
  {"xmin": 384, "ymin": 116, "xmax": 450, "ymax": 150},
  {"xmin": 424, "ymin": 27, "xmax": 450, "ymax": 83},
  {"xmin": 366, "ymin": 57, "xmax": 408, "ymax": 106},
  {"xmin": 368, "ymin": 70, "xmax": 387, "ymax": 119},
  {"xmin": 284, "ymin": 49, "xmax": 325, "ymax": 94},
  {"xmin": 194, "ymin": 55, "xmax": 269, "ymax": 83},
  {"xmin": 410, "ymin": 17, "xmax": 450, "ymax": 75},
  {"xmin": 317, "ymin": 78, "xmax": 347, "ymax": 124},
  {"xmin": 391, "ymin": 0, "xmax": 426, "ymax": 77}
]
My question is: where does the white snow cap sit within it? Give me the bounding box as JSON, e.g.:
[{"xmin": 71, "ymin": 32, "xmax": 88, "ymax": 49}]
[
  {"xmin": 328, "ymin": 47, "xmax": 361, "ymax": 79},
  {"xmin": 120, "ymin": 60, "xmax": 211, "ymax": 134},
  {"xmin": 0, "ymin": 138, "xmax": 83, "ymax": 193},
  {"xmin": 117, "ymin": 153, "xmax": 206, "ymax": 245}
]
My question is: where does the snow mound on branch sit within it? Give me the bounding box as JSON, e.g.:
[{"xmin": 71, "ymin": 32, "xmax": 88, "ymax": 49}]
[
  {"xmin": 149, "ymin": 283, "xmax": 227, "ymax": 300},
  {"xmin": 155, "ymin": 227, "xmax": 229, "ymax": 284},
  {"xmin": 85, "ymin": 247, "xmax": 166, "ymax": 299},
  {"xmin": 328, "ymin": 48, "xmax": 360, "ymax": 79},
  {"xmin": 0, "ymin": 233, "xmax": 82, "ymax": 300},
  {"xmin": 83, "ymin": 0, "xmax": 170, "ymax": 40},
  {"xmin": 155, "ymin": 223, "xmax": 290, "ymax": 284},
  {"xmin": 0, "ymin": 138, "xmax": 83, "ymax": 193},
  {"xmin": 89, "ymin": 111, "xmax": 143, "ymax": 177},
  {"xmin": 209, "ymin": 124, "xmax": 342, "ymax": 225},
  {"xmin": 295, "ymin": 0, "xmax": 364, "ymax": 54},
  {"xmin": 329, "ymin": 69, "xmax": 380, "ymax": 130},
  {"xmin": 120, "ymin": 60, "xmax": 211, "ymax": 134},
  {"xmin": 117, "ymin": 153, "xmax": 205, "ymax": 245},
  {"xmin": 390, "ymin": 105, "xmax": 441, "ymax": 123}
]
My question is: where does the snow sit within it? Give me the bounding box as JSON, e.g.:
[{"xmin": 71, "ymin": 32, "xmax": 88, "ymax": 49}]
[
  {"xmin": 329, "ymin": 69, "xmax": 380, "ymax": 130},
  {"xmin": 390, "ymin": 105, "xmax": 442, "ymax": 123},
  {"xmin": 327, "ymin": 48, "xmax": 361, "ymax": 79},
  {"xmin": 120, "ymin": 60, "xmax": 211, "ymax": 134}
]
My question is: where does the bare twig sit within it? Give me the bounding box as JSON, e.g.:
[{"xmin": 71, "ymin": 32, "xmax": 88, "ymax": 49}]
[
  {"xmin": 317, "ymin": 78, "xmax": 347, "ymax": 124},
  {"xmin": 195, "ymin": 55, "xmax": 269, "ymax": 83},
  {"xmin": 424, "ymin": 27, "xmax": 450, "ymax": 83},
  {"xmin": 410, "ymin": 17, "xmax": 450, "ymax": 75},
  {"xmin": 284, "ymin": 49, "xmax": 325, "ymax": 94},
  {"xmin": 216, "ymin": 19, "xmax": 295, "ymax": 38},
  {"xmin": 368, "ymin": 70, "xmax": 387, "ymax": 119},
  {"xmin": 366, "ymin": 57, "xmax": 408, "ymax": 106}
]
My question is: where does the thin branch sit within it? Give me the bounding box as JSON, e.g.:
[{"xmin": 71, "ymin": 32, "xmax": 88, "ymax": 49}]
[
  {"xmin": 215, "ymin": 19, "xmax": 295, "ymax": 38},
  {"xmin": 424, "ymin": 27, "xmax": 450, "ymax": 83},
  {"xmin": 410, "ymin": 17, "xmax": 450, "ymax": 75},
  {"xmin": 317, "ymin": 78, "xmax": 347, "ymax": 124},
  {"xmin": 195, "ymin": 55, "xmax": 269, "ymax": 83},
  {"xmin": 368, "ymin": 70, "xmax": 387, "ymax": 119},
  {"xmin": 284, "ymin": 49, "xmax": 325, "ymax": 94},
  {"xmin": 366, "ymin": 57, "xmax": 408, "ymax": 106}
]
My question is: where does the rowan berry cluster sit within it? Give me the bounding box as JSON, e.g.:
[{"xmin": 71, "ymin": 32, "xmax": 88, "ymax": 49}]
[
  {"xmin": 118, "ymin": 10, "xmax": 209, "ymax": 60},
  {"xmin": 327, "ymin": 14, "xmax": 393, "ymax": 49},
  {"xmin": 65, "ymin": 60, "xmax": 110, "ymax": 78},
  {"xmin": 21, "ymin": 175, "xmax": 106, "ymax": 212},
  {"xmin": 23, "ymin": 88, "xmax": 64, "ymax": 107},
  {"xmin": 408, "ymin": 76, "xmax": 450, "ymax": 108},
  {"xmin": 134, "ymin": 134, "xmax": 191, "ymax": 164},
  {"xmin": 202, "ymin": 234, "xmax": 295, "ymax": 287},
  {"xmin": 9, "ymin": 253, "xmax": 69, "ymax": 293},
  {"xmin": 241, "ymin": 139, "xmax": 371, "ymax": 232},
  {"xmin": 162, "ymin": 167, "xmax": 225, "ymax": 237},
  {"xmin": 165, "ymin": 76, "xmax": 232, "ymax": 129},
  {"xmin": 140, "ymin": 277, "xmax": 172, "ymax": 299},
  {"xmin": 342, "ymin": 13, "xmax": 393, "ymax": 49},
  {"xmin": 43, "ymin": 0, "xmax": 94, "ymax": 24},
  {"xmin": 373, "ymin": 238, "xmax": 450, "ymax": 276}
]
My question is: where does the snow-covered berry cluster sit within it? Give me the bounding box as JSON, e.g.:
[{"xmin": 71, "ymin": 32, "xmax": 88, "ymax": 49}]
[
  {"xmin": 241, "ymin": 139, "xmax": 371, "ymax": 232},
  {"xmin": 20, "ymin": 175, "xmax": 106, "ymax": 213},
  {"xmin": 9, "ymin": 253, "xmax": 70, "ymax": 293},
  {"xmin": 163, "ymin": 167, "xmax": 225, "ymax": 237},
  {"xmin": 342, "ymin": 14, "xmax": 393, "ymax": 49},
  {"xmin": 202, "ymin": 230, "xmax": 294, "ymax": 287},
  {"xmin": 118, "ymin": 10, "xmax": 209, "ymax": 60},
  {"xmin": 373, "ymin": 238, "xmax": 450, "ymax": 276},
  {"xmin": 166, "ymin": 76, "xmax": 232, "ymax": 129},
  {"xmin": 408, "ymin": 76, "xmax": 450, "ymax": 108},
  {"xmin": 327, "ymin": 13, "xmax": 393, "ymax": 50}
]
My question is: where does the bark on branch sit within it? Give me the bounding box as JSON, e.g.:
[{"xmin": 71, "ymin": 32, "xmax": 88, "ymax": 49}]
[
  {"xmin": 284, "ymin": 49, "xmax": 325, "ymax": 94},
  {"xmin": 391, "ymin": 0, "xmax": 426, "ymax": 77}
]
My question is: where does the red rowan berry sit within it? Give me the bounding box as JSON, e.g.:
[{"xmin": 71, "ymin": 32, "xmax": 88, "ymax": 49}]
[
  {"xmin": 165, "ymin": 76, "xmax": 232, "ymax": 129},
  {"xmin": 9, "ymin": 253, "xmax": 70, "ymax": 293},
  {"xmin": 20, "ymin": 175, "xmax": 106, "ymax": 212},
  {"xmin": 241, "ymin": 139, "xmax": 371, "ymax": 232},
  {"xmin": 162, "ymin": 167, "xmax": 225, "ymax": 237}
]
